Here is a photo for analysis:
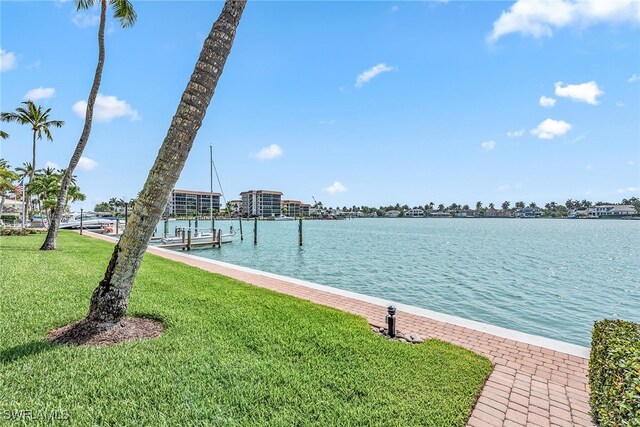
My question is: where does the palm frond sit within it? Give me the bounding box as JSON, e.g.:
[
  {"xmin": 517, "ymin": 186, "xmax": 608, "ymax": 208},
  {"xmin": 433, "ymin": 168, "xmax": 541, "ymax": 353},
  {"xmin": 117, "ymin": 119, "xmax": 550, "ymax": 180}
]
[
  {"xmin": 42, "ymin": 127, "xmax": 53, "ymax": 141},
  {"xmin": 76, "ymin": 0, "xmax": 97, "ymax": 12},
  {"xmin": 111, "ymin": 0, "xmax": 136, "ymax": 28},
  {"xmin": 46, "ymin": 120, "xmax": 65, "ymax": 128},
  {"xmin": 0, "ymin": 130, "xmax": 8, "ymax": 139}
]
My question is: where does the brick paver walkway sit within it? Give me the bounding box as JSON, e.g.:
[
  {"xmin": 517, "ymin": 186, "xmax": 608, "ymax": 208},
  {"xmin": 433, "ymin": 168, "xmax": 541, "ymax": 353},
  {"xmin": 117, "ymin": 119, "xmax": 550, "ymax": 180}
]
[{"xmin": 86, "ymin": 232, "xmax": 594, "ymax": 426}]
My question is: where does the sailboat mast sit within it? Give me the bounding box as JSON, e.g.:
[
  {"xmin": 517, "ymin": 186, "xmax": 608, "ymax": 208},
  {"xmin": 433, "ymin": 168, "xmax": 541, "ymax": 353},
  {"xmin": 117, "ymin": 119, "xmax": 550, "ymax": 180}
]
[{"xmin": 210, "ymin": 145, "xmax": 214, "ymax": 233}]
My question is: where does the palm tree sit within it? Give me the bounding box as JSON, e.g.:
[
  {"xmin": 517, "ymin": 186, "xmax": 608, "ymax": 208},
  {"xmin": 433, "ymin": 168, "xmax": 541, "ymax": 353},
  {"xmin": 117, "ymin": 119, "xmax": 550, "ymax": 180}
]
[
  {"xmin": 41, "ymin": 0, "xmax": 136, "ymax": 250},
  {"xmin": 501, "ymin": 201, "xmax": 510, "ymax": 211},
  {"xmin": 0, "ymin": 130, "xmax": 8, "ymax": 139},
  {"xmin": 1, "ymin": 101, "xmax": 64, "ymax": 219},
  {"xmin": 85, "ymin": 0, "xmax": 246, "ymax": 325},
  {"xmin": 66, "ymin": 185, "xmax": 86, "ymax": 207}
]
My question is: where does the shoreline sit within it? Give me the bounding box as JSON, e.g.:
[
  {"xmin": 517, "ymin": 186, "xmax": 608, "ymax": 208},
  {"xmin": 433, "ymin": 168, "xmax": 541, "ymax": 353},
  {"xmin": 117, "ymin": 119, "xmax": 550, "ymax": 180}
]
[{"xmin": 85, "ymin": 230, "xmax": 589, "ymax": 358}]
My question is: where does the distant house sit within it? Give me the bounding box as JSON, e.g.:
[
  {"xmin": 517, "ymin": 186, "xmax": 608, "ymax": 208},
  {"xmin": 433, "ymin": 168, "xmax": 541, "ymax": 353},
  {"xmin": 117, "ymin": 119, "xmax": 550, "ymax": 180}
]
[
  {"xmin": 385, "ymin": 210, "xmax": 401, "ymax": 218},
  {"xmin": 567, "ymin": 209, "xmax": 589, "ymax": 219},
  {"xmin": 588, "ymin": 205, "xmax": 636, "ymax": 217},
  {"xmin": 456, "ymin": 210, "xmax": 476, "ymax": 218},
  {"xmin": 514, "ymin": 208, "xmax": 542, "ymax": 218},
  {"xmin": 429, "ymin": 211, "xmax": 451, "ymax": 218},
  {"xmin": 405, "ymin": 209, "xmax": 424, "ymax": 218}
]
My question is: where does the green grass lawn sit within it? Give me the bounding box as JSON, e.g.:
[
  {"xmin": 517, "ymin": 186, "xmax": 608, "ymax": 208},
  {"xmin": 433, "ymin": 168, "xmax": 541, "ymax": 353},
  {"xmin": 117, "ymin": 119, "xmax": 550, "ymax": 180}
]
[{"xmin": 0, "ymin": 232, "xmax": 492, "ymax": 426}]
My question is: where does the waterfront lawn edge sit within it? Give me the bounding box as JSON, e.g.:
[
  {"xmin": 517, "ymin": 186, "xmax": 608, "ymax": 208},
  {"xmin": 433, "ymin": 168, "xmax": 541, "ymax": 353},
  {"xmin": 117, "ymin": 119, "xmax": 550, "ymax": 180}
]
[{"xmin": 0, "ymin": 232, "xmax": 492, "ymax": 426}]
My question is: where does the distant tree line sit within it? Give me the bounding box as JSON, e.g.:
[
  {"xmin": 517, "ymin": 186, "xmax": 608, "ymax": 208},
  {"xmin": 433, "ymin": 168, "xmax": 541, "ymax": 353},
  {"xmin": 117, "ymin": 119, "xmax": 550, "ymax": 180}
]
[{"xmin": 311, "ymin": 197, "xmax": 640, "ymax": 218}]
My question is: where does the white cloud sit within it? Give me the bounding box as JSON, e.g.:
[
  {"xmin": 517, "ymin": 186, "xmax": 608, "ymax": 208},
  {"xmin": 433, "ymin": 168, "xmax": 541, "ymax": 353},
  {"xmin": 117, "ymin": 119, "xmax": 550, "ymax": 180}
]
[
  {"xmin": 507, "ymin": 129, "xmax": 525, "ymax": 138},
  {"xmin": 72, "ymin": 13, "xmax": 100, "ymax": 28},
  {"xmin": 539, "ymin": 95, "xmax": 556, "ymax": 107},
  {"xmin": 355, "ymin": 63, "xmax": 395, "ymax": 88},
  {"xmin": 45, "ymin": 161, "xmax": 59, "ymax": 170},
  {"xmin": 23, "ymin": 87, "xmax": 55, "ymax": 101},
  {"xmin": 628, "ymin": 160, "xmax": 635, "ymax": 166},
  {"xmin": 488, "ymin": 0, "xmax": 640, "ymax": 43},
  {"xmin": 554, "ymin": 81, "xmax": 603, "ymax": 105},
  {"xmin": 324, "ymin": 181, "xmax": 347, "ymax": 195},
  {"xmin": 73, "ymin": 94, "xmax": 140, "ymax": 122},
  {"xmin": 616, "ymin": 101, "xmax": 625, "ymax": 107},
  {"xmin": 481, "ymin": 140, "xmax": 496, "ymax": 150},
  {"xmin": 77, "ymin": 156, "xmax": 98, "ymax": 171},
  {"xmin": 531, "ymin": 118, "xmax": 572, "ymax": 139},
  {"xmin": 0, "ymin": 48, "xmax": 17, "ymax": 72},
  {"xmin": 617, "ymin": 187, "xmax": 638, "ymax": 194},
  {"xmin": 629, "ymin": 74, "xmax": 640, "ymax": 83},
  {"xmin": 254, "ymin": 144, "xmax": 283, "ymax": 161},
  {"xmin": 27, "ymin": 60, "xmax": 41, "ymax": 70},
  {"xmin": 390, "ymin": 5, "xmax": 399, "ymax": 13}
]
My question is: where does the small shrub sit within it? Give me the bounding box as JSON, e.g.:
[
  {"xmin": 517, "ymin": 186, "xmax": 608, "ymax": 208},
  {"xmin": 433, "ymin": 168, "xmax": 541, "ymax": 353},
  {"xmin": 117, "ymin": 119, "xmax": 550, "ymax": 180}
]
[
  {"xmin": 590, "ymin": 319, "xmax": 640, "ymax": 426},
  {"xmin": 0, "ymin": 228, "xmax": 40, "ymax": 236}
]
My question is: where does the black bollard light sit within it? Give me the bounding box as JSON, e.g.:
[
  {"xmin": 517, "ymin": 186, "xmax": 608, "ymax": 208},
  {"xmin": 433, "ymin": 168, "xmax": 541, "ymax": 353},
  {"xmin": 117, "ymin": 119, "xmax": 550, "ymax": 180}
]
[{"xmin": 386, "ymin": 306, "xmax": 397, "ymax": 338}]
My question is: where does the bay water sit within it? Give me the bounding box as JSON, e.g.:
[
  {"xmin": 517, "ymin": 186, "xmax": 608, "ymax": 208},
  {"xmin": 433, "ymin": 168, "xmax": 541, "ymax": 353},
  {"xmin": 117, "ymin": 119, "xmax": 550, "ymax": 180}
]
[{"xmin": 155, "ymin": 218, "xmax": 640, "ymax": 347}]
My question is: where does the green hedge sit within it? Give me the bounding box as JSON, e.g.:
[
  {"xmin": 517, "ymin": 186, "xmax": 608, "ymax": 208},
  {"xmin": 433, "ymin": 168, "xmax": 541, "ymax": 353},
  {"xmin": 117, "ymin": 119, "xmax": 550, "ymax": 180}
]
[{"xmin": 590, "ymin": 319, "xmax": 640, "ymax": 426}]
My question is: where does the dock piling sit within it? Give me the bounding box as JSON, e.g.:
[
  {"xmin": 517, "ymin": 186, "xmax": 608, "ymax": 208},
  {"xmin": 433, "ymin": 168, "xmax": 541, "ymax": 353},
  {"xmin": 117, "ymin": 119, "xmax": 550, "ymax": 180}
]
[
  {"xmin": 217, "ymin": 229, "xmax": 222, "ymax": 248},
  {"xmin": 187, "ymin": 229, "xmax": 192, "ymax": 251},
  {"xmin": 254, "ymin": 217, "xmax": 258, "ymax": 245},
  {"xmin": 239, "ymin": 217, "xmax": 243, "ymax": 241},
  {"xmin": 298, "ymin": 218, "xmax": 303, "ymax": 246}
]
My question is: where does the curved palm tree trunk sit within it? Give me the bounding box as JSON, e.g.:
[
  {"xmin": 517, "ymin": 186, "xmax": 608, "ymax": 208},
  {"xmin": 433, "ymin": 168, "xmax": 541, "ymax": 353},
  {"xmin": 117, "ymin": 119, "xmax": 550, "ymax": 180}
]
[
  {"xmin": 41, "ymin": 0, "xmax": 107, "ymax": 250},
  {"xmin": 87, "ymin": 0, "xmax": 246, "ymax": 324}
]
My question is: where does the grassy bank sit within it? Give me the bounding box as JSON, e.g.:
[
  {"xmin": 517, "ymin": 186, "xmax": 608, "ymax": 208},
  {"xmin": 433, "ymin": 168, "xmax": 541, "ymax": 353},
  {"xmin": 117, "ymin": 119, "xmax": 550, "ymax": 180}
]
[{"xmin": 0, "ymin": 232, "xmax": 492, "ymax": 426}]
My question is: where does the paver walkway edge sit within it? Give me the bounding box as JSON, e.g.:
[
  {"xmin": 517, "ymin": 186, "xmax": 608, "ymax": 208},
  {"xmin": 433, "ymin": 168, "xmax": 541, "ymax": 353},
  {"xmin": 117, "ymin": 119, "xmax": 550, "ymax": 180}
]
[{"xmin": 83, "ymin": 231, "xmax": 595, "ymax": 426}]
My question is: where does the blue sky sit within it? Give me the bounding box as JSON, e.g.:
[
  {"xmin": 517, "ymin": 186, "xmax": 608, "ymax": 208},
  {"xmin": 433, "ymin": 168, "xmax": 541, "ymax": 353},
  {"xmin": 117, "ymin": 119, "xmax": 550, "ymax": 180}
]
[{"xmin": 1, "ymin": 0, "xmax": 639, "ymax": 210}]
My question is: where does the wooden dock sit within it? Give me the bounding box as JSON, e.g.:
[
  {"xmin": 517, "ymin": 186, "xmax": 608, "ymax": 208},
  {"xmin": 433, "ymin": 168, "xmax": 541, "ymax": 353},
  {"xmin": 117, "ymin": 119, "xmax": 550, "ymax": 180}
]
[{"xmin": 157, "ymin": 240, "xmax": 221, "ymax": 250}]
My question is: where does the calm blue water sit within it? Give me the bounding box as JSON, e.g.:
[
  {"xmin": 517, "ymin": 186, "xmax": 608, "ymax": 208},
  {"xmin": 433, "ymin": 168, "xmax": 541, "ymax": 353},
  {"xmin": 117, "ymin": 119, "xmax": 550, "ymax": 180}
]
[{"xmin": 155, "ymin": 218, "xmax": 640, "ymax": 347}]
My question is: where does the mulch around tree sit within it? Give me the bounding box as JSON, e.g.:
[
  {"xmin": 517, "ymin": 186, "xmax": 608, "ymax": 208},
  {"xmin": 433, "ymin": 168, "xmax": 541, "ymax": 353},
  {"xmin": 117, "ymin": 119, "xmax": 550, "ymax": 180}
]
[{"xmin": 47, "ymin": 317, "xmax": 164, "ymax": 346}]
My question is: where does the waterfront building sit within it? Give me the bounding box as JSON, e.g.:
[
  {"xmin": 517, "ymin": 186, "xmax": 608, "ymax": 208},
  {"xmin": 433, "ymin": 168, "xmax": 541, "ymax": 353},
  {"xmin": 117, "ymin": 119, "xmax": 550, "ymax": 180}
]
[
  {"xmin": 514, "ymin": 207, "xmax": 542, "ymax": 218},
  {"xmin": 228, "ymin": 199, "xmax": 242, "ymax": 216},
  {"xmin": 588, "ymin": 204, "xmax": 636, "ymax": 217},
  {"xmin": 385, "ymin": 210, "xmax": 401, "ymax": 217},
  {"xmin": 282, "ymin": 200, "xmax": 302, "ymax": 217},
  {"xmin": 300, "ymin": 203, "xmax": 310, "ymax": 216},
  {"xmin": 406, "ymin": 208, "xmax": 425, "ymax": 218},
  {"xmin": 164, "ymin": 189, "xmax": 221, "ymax": 217},
  {"xmin": 240, "ymin": 190, "xmax": 283, "ymax": 218}
]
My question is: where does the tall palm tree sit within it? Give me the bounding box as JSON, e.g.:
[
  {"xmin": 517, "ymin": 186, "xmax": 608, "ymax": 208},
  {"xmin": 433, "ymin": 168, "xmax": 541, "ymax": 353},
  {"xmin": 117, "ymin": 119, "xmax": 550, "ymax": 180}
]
[
  {"xmin": 85, "ymin": 0, "xmax": 246, "ymax": 324},
  {"xmin": 41, "ymin": 0, "xmax": 136, "ymax": 250},
  {"xmin": 1, "ymin": 101, "xmax": 64, "ymax": 219}
]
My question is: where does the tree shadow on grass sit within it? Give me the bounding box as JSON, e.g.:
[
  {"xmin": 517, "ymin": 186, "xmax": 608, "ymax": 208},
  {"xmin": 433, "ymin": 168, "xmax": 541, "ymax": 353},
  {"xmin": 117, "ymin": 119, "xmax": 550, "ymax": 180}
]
[{"xmin": 0, "ymin": 341, "xmax": 56, "ymax": 366}]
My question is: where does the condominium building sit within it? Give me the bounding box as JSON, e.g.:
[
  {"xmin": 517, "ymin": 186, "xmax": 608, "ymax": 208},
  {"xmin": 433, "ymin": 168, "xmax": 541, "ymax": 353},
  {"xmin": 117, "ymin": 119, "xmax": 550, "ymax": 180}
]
[
  {"xmin": 240, "ymin": 190, "xmax": 283, "ymax": 218},
  {"xmin": 164, "ymin": 189, "xmax": 221, "ymax": 217},
  {"xmin": 282, "ymin": 200, "xmax": 302, "ymax": 217},
  {"xmin": 228, "ymin": 200, "xmax": 242, "ymax": 216},
  {"xmin": 300, "ymin": 203, "xmax": 310, "ymax": 217}
]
